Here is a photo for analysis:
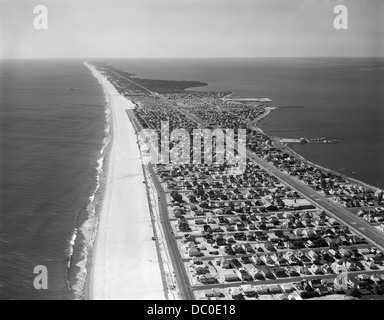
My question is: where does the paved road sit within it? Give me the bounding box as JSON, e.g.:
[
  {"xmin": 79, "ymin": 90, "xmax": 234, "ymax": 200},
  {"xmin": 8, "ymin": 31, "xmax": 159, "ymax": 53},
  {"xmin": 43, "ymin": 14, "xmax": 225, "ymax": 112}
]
[
  {"xmin": 108, "ymin": 69, "xmax": 154, "ymax": 95},
  {"xmin": 147, "ymin": 164, "xmax": 195, "ymax": 300}
]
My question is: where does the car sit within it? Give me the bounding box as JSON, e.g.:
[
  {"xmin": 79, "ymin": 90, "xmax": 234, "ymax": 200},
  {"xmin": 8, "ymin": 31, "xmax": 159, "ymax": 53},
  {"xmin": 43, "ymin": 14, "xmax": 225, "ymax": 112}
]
[
  {"xmin": 152, "ymin": 237, "xmax": 156, "ymax": 241},
  {"xmin": 209, "ymin": 251, "xmax": 219, "ymax": 255}
]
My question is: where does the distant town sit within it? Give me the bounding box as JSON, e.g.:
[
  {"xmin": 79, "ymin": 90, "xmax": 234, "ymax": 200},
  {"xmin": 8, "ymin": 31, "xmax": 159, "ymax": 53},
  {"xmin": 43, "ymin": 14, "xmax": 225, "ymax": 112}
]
[{"xmin": 94, "ymin": 62, "xmax": 384, "ymax": 300}]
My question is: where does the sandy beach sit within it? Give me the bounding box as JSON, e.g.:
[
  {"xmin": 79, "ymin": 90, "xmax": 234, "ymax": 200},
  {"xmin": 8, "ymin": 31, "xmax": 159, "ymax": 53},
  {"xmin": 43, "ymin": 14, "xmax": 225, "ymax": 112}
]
[{"xmin": 84, "ymin": 62, "xmax": 165, "ymax": 300}]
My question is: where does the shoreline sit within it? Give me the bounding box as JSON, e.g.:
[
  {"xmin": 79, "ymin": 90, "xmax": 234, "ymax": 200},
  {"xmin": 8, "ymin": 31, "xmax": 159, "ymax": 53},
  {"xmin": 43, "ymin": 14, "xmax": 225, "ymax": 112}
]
[
  {"xmin": 284, "ymin": 142, "xmax": 381, "ymax": 192},
  {"xmin": 82, "ymin": 72, "xmax": 114, "ymax": 301},
  {"xmin": 255, "ymin": 108, "xmax": 382, "ymax": 193},
  {"xmin": 84, "ymin": 62, "xmax": 165, "ymax": 300}
]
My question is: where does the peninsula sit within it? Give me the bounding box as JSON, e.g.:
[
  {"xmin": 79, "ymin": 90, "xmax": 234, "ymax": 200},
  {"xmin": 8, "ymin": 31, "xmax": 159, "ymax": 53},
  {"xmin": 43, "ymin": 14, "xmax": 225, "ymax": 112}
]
[{"xmin": 87, "ymin": 62, "xmax": 384, "ymax": 301}]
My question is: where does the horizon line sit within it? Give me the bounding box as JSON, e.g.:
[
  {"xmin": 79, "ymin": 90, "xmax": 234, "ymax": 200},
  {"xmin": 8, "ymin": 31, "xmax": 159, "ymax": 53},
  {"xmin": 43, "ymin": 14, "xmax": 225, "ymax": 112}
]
[{"xmin": 1, "ymin": 56, "xmax": 384, "ymax": 60}]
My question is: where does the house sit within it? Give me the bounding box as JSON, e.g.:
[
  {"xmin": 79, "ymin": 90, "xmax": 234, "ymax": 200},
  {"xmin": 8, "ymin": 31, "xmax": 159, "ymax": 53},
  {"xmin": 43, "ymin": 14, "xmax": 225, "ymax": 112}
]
[
  {"xmin": 195, "ymin": 266, "xmax": 210, "ymax": 275},
  {"xmin": 275, "ymin": 293, "xmax": 289, "ymax": 300},
  {"xmin": 316, "ymin": 285, "xmax": 329, "ymax": 296},
  {"xmin": 267, "ymin": 284, "xmax": 282, "ymax": 294},
  {"xmin": 339, "ymin": 248, "xmax": 351, "ymax": 258},
  {"xmin": 254, "ymin": 285, "xmax": 268, "ymax": 295},
  {"xmin": 241, "ymin": 285, "xmax": 256, "ymax": 297},
  {"xmin": 195, "ymin": 218, "xmax": 205, "ymax": 225},
  {"xmin": 188, "ymin": 247, "xmax": 203, "ymax": 257},
  {"xmin": 179, "ymin": 220, "xmax": 190, "ymax": 231},
  {"xmin": 328, "ymin": 249, "xmax": 339, "ymax": 257},
  {"xmin": 309, "ymin": 279, "xmax": 322, "ymax": 289},
  {"xmin": 357, "ymin": 274, "xmax": 371, "ymax": 282},
  {"xmin": 219, "ymin": 257, "xmax": 231, "ymax": 269},
  {"xmin": 198, "ymin": 274, "xmax": 216, "ymax": 284},
  {"xmin": 233, "ymin": 244, "xmax": 246, "ymax": 255},
  {"xmin": 323, "ymin": 237, "xmax": 334, "ymax": 246},
  {"xmin": 372, "ymin": 255, "xmax": 384, "ymax": 265},
  {"xmin": 228, "ymin": 288, "xmax": 243, "ymax": 299},
  {"xmin": 303, "ymin": 228, "xmax": 316, "ymax": 237},
  {"xmin": 288, "ymin": 291, "xmax": 303, "ymax": 300},
  {"xmin": 310, "ymin": 264, "xmax": 323, "ymax": 275},
  {"xmin": 223, "ymin": 270, "xmax": 240, "ymax": 282},
  {"xmin": 364, "ymin": 260, "xmax": 378, "ymax": 270},
  {"xmin": 244, "ymin": 243, "xmax": 255, "ymax": 254},
  {"xmin": 237, "ymin": 269, "xmax": 253, "ymax": 281},
  {"xmin": 293, "ymin": 229, "xmax": 304, "ymax": 236},
  {"xmin": 187, "ymin": 241, "xmax": 196, "ymax": 249},
  {"xmin": 261, "ymin": 268, "xmax": 275, "ymax": 279},
  {"xmin": 371, "ymin": 274, "xmax": 384, "ymax": 284},
  {"xmin": 184, "ymin": 234, "xmax": 196, "ymax": 243},
  {"xmin": 283, "ymin": 198, "xmax": 315, "ymax": 210},
  {"xmin": 225, "ymin": 225, "xmax": 236, "ymax": 232},
  {"xmin": 251, "ymin": 255, "xmax": 263, "ymax": 265},
  {"xmin": 254, "ymin": 231, "xmax": 268, "ymax": 241},
  {"xmin": 261, "ymin": 255, "xmax": 274, "ymax": 266},
  {"xmin": 306, "ymin": 240, "xmax": 315, "ymax": 248},
  {"xmin": 308, "ymin": 250, "xmax": 319, "ymax": 260},
  {"xmin": 280, "ymin": 283, "xmax": 295, "ymax": 293},
  {"xmin": 344, "ymin": 261, "xmax": 357, "ymax": 272},
  {"xmin": 276, "ymin": 257, "xmax": 289, "ymax": 267},
  {"xmin": 215, "ymin": 236, "xmax": 226, "ymax": 246},
  {"xmin": 271, "ymin": 267, "xmax": 288, "ymax": 278},
  {"xmin": 264, "ymin": 241, "xmax": 275, "ymax": 252},
  {"xmin": 204, "ymin": 288, "xmax": 223, "ymax": 298},
  {"xmin": 210, "ymin": 224, "xmax": 223, "ymax": 232},
  {"xmin": 321, "ymin": 264, "xmax": 333, "ymax": 274},
  {"xmin": 358, "ymin": 247, "xmax": 371, "ymax": 255}
]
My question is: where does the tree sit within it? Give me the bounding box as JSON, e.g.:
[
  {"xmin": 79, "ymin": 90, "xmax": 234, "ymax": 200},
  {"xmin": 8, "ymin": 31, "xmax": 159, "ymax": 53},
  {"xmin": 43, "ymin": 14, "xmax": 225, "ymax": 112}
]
[{"xmin": 171, "ymin": 192, "xmax": 183, "ymax": 203}]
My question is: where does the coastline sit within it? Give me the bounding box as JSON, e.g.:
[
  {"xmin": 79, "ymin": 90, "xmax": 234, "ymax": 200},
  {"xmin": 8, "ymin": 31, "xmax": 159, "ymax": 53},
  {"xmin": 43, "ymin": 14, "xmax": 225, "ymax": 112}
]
[
  {"xmin": 256, "ymin": 108, "xmax": 381, "ymax": 193},
  {"xmin": 84, "ymin": 62, "xmax": 165, "ymax": 300},
  {"xmin": 284, "ymin": 142, "xmax": 381, "ymax": 192}
]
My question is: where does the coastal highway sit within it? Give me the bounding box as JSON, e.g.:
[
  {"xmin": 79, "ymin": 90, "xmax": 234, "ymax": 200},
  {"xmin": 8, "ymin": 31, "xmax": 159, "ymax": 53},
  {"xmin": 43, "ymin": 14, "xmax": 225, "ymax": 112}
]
[{"xmin": 147, "ymin": 164, "xmax": 195, "ymax": 300}]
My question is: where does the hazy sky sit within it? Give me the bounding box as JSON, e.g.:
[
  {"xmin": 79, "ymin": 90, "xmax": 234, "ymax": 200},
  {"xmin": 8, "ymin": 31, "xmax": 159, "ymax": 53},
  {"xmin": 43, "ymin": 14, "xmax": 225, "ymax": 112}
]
[{"xmin": 1, "ymin": 0, "xmax": 383, "ymax": 59}]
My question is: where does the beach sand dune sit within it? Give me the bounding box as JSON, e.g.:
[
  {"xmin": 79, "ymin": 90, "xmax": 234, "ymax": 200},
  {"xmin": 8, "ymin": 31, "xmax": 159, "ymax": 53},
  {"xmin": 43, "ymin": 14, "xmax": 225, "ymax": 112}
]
[{"xmin": 85, "ymin": 62, "xmax": 165, "ymax": 300}]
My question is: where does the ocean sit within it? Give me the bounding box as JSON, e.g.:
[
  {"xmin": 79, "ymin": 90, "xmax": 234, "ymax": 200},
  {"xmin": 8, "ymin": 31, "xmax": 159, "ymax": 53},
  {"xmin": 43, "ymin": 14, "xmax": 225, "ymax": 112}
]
[
  {"xmin": 0, "ymin": 57, "xmax": 383, "ymax": 300},
  {"xmin": 0, "ymin": 60, "xmax": 108, "ymax": 300}
]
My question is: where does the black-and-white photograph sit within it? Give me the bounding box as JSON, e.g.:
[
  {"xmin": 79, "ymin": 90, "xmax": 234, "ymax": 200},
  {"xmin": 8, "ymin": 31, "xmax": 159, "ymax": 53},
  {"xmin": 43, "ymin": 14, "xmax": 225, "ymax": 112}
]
[{"xmin": 0, "ymin": 0, "xmax": 383, "ymax": 304}]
